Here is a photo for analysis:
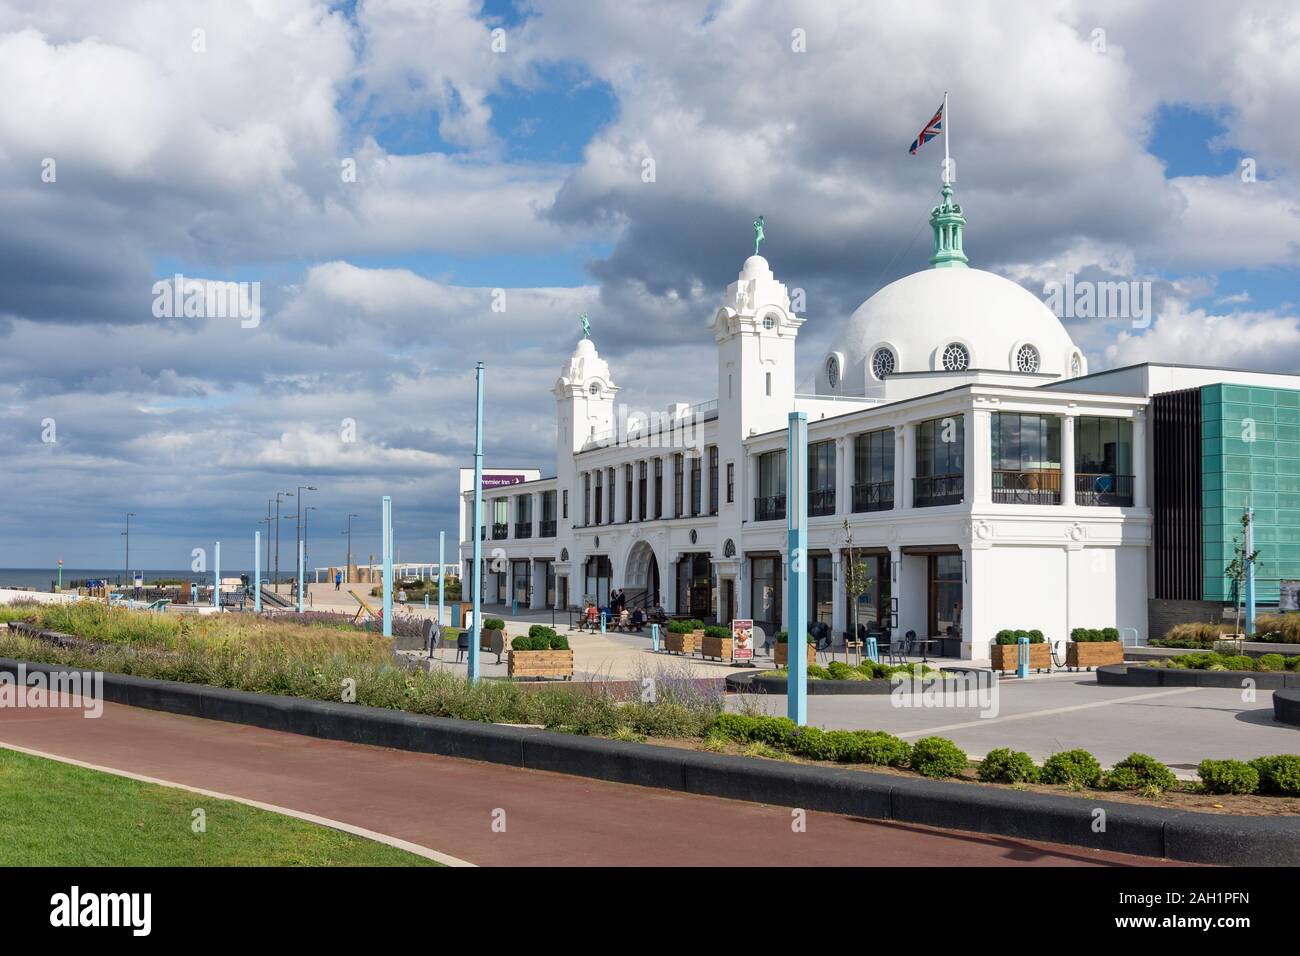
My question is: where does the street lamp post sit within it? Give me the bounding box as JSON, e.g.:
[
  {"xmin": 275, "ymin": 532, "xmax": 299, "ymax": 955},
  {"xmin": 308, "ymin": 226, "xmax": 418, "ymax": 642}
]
[
  {"xmin": 303, "ymin": 505, "xmax": 317, "ymax": 588},
  {"xmin": 470, "ymin": 361, "xmax": 485, "ymax": 683},
  {"xmin": 786, "ymin": 411, "xmax": 808, "ymax": 725},
  {"xmin": 274, "ymin": 490, "xmax": 292, "ymax": 589},
  {"xmin": 382, "ymin": 496, "xmax": 393, "ymax": 638},
  {"xmin": 344, "ymin": 513, "xmax": 359, "ymax": 584},
  {"xmin": 123, "ymin": 512, "xmax": 137, "ymax": 585},
  {"xmin": 295, "ymin": 485, "xmax": 317, "ymax": 590},
  {"xmin": 265, "ymin": 500, "xmax": 273, "ymax": 584}
]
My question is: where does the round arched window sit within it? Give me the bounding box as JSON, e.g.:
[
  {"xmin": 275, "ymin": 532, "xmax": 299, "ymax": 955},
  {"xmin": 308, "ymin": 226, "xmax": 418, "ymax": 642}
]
[
  {"xmin": 588, "ymin": 382, "xmax": 600, "ymax": 396},
  {"xmin": 871, "ymin": 347, "xmax": 896, "ymax": 380},
  {"xmin": 762, "ymin": 314, "xmax": 776, "ymax": 330},
  {"xmin": 941, "ymin": 343, "xmax": 970, "ymax": 371},
  {"xmin": 825, "ymin": 354, "xmax": 840, "ymax": 388},
  {"xmin": 1015, "ymin": 344, "xmax": 1040, "ymax": 373}
]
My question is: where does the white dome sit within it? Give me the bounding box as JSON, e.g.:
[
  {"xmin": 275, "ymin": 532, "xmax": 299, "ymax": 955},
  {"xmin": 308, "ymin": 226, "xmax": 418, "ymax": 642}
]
[{"xmin": 820, "ymin": 267, "xmax": 1085, "ymax": 394}]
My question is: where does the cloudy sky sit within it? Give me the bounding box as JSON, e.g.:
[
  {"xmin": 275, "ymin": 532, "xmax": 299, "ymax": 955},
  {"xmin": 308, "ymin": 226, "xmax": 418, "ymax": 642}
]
[{"xmin": 0, "ymin": 0, "xmax": 1297, "ymax": 571}]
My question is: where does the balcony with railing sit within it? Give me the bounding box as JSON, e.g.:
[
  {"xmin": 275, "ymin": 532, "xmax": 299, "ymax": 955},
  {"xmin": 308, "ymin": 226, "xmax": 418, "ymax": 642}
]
[
  {"xmin": 754, "ymin": 494, "xmax": 786, "ymax": 522},
  {"xmin": 1075, "ymin": 473, "xmax": 1134, "ymax": 507},
  {"xmin": 514, "ymin": 522, "xmax": 532, "ymax": 538},
  {"xmin": 809, "ymin": 488, "xmax": 836, "ymax": 517},
  {"xmin": 992, "ymin": 469, "xmax": 1062, "ymax": 505},
  {"xmin": 491, "ymin": 522, "xmax": 509, "ymax": 540},
  {"xmin": 539, "ymin": 519, "xmax": 557, "ymax": 537},
  {"xmin": 913, "ymin": 473, "xmax": 963, "ymax": 508},
  {"xmin": 852, "ymin": 481, "xmax": 894, "ymax": 513}
]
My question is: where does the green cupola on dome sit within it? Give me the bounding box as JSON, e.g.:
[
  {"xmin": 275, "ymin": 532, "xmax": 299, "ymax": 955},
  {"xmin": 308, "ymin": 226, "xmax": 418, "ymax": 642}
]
[{"xmin": 929, "ymin": 182, "xmax": 968, "ymax": 269}]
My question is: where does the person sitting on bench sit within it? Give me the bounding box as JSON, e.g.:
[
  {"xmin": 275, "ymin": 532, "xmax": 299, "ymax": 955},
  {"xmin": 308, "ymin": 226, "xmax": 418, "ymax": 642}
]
[{"xmin": 629, "ymin": 607, "xmax": 646, "ymax": 631}]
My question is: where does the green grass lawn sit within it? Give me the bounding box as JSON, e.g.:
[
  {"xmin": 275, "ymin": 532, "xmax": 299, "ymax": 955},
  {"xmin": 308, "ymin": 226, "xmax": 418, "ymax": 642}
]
[{"xmin": 0, "ymin": 748, "xmax": 439, "ymax": 866}]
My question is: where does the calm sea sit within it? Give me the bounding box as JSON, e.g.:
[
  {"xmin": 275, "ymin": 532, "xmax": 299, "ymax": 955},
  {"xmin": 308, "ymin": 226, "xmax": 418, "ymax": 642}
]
[{"xmin": 0, "ymin": 568, "xmax": 249, "ymax": 590}]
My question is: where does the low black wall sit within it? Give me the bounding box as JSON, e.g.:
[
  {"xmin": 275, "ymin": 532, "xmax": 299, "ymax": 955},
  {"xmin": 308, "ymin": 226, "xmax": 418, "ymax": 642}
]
[
  {"xmin": 3, "ymin": 657, "xmax": 1297, "ymax": 866},
  {"xmin": 1097, "ymin": 663, "xmax": 1300, "ymax": 690},
  {"xmin": 1275, "ymin": 689, "xmax": 1300, "ymax": 727}
]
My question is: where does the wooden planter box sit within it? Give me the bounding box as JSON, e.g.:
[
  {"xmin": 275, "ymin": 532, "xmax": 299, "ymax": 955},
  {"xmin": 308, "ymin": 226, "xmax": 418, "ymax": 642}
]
[
  {"xmin": 700, "ymin": 635, "xmax": 732, "ymax": 661},
  {"xmin": 508, "ymin": 649, "xmax": 574, "ymax": 680},
  {"xmin": 990, "ymin": 642, "xmax": 1051, "ymax": 673},
  {"xmin": 1067, "ymin": 641, "xmax": 1123, "ymax": 669},
  {"xmin": 663, "ymin": 631, "xmax": 699, "ymax": 655},
  {"xmin": 774, "ymin": 642, "xmax": 816, "ymax": 667}
]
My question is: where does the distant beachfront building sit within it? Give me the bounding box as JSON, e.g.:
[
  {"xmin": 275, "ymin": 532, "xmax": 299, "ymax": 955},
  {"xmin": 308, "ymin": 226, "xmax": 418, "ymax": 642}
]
[{"xmin": 460, "ymin": 183, "xmax": 1300, "ymax": 658}]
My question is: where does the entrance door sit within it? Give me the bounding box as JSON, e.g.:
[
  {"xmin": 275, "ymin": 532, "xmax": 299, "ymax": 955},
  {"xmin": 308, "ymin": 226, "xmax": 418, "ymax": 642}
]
[{"xmin": 927, "ymin": 553, "xmax": 963, "ymax": 639}]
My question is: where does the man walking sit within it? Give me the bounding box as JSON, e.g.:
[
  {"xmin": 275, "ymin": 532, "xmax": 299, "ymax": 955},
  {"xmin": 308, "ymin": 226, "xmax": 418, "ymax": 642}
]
[{"xmin": 334, "ymin": 569, "xmax": 342, "ymax": 591}]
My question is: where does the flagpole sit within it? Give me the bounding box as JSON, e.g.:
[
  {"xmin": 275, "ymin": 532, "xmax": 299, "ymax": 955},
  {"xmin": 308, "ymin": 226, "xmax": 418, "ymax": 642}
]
[{"xmin": 943, "ymin": 90, "xmax": 950, "ymax": 184}]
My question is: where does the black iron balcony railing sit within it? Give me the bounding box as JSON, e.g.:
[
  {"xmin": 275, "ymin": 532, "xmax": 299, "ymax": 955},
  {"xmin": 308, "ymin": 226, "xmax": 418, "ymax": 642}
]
[
  {"xmin": 913, "ymin": 473, "xmax": 964, "ymax": 508},
  {"xmin": 539, "ymin": 519, "xmax": 557, "ymax": 537},
  {"xmin": 491, "ymin": 522, "xmax": 509, "ymax": 540},
  {"xmin": 1076, "ymin": 473, "xmax": 1135, "ymax": 507},
  {"xmin": 809, "ymin": 488, "xmax": 836, "ymax": 517},
  {"xmin": 514, "ymin": 521, "xmax": 532, "ymax": 538},
  {"xmin": 992, "ymin": 469, "xmax": 1062, "ymax": 505},
  {"xmin": 852, "ymin": 480, "xmax": 894, "ymax": 513},
  {"xmin": 754, "ymin": 494, "xmax": 786, "ymax": 522}
]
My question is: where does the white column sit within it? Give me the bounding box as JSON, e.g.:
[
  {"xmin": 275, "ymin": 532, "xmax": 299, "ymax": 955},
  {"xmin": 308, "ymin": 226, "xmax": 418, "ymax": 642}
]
[
  {"xmin": 897, "ymin": 423, "xmax": 915, "ymax": 510},
  {"xmin": 633, "ymin": 462, "xmax": 642, "ymax": 522},
  {"xmin": 836, "ymin": 436, "xmax": 849, "ymax": 515},
  {"xmin": 701, "ymin": 450, "xmax": 711, "ymax": 516},
  {"xmin": 610, "ymin": 467, "xmax": 619, "ymax": 525},
  {"xmin": 533, "ymin": 491, "xmax": 542, "ymax": 536},
  {"xmin": 1061, "ymin": 415, "xmax": 1076, "ymax": 507},
  {"xmin": 970, "ymin": 407, "xmax": 992, "ymax": 506},
  {"xmin": 1132, "ymin": 410, "xmax": 1148, "ymax": 508}
]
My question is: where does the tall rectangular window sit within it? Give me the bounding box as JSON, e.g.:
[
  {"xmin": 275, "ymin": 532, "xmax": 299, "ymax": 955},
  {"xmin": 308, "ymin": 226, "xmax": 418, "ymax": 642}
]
[
  {"xmin": 654, "ymin": 457, "xmax": 663, "ymax": 518},
  {"xmin": 853, "ymin": 428, "xmax": 895, "ymax": 512},
  {"xmin": 638, "ymin": 461, "xmax": 647, "ymax": 520},
  {"xmin": 756, "ymin": 449, "xmax": 786, "ymax": 520},
  {"xmin": 807, "ymin": 553, "xmax": 833, "ymax": 627},
  {"xmin": 808, "ymin": 439, "xmax": 836, "ymax": 516},
  {"xmin": 594, "ymin": 470, "xmax": 602, "ymax": 524},
  {"xmin": 607, "ymin": 467, "xmax": 616, "ymax": 524},
  {"xmin": 708, "ymin": 445, "xmax": 719, "ymax": 514},
  {"xmin": 582, "ymin": 473, "xmax": 590, "ymax": 525},
  {"xmin": 690, "ymin": 455, "xmax": 702, "ymax": 515},
  {"xmin": 562, "ymin": 489, "xmax": 568, "ymax": 520},
  {"xmin": 1075, "ymin": 416, "xmax": 1134, "ymax": 506},
  {"xmin": 674, "ymin": 454, "xmax": 684, "ymax": 517},
  {"xmin": 726, "ymin": 462, "xmax": 734, "ymax": 503},
  {"xmin": 914, "ymin": 415, "xmax": 964, "ymax": 507},
  {"xmin": 991, "ymin": 412, "xmax": 1062, "ymax": 504},
  {"xmin": 624, "ymin": 464, "xmax": 633, "ymax": 522}
]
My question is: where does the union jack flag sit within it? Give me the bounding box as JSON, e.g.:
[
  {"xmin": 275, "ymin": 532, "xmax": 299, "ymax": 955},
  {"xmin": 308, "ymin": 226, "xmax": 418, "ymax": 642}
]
[{"xmin": 909, "ymin": 103, "xmax": 944, "ymax": 155}]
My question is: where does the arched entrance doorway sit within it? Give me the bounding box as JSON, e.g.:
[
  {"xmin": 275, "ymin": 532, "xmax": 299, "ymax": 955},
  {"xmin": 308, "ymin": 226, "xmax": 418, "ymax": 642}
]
[{"xmin": 624, "ymin": 540, "xmax": 661, "ymax": 607}]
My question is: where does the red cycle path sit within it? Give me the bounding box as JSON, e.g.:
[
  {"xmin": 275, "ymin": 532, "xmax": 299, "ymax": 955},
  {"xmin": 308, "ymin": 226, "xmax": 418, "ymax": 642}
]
[{"xmin": 0, "ymin": 700, "xmax": 1175, "ymax": 867}]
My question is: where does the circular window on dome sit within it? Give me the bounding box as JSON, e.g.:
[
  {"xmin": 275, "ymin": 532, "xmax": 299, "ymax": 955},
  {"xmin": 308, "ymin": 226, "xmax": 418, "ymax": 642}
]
[
  {"xmin": 870, "ymin": 347, "xmax": 896, "ymax": 380},
  {"xmin": 825, "ymin": 354, "xmax": 840, "ymax": 388},
  {"xmin": 1015, "ymin": 344, "xmax": 1040, "ymax": 373},
  {"xmin": 941, "ymin": 343, "xmax": 970, "ymax": 371}
]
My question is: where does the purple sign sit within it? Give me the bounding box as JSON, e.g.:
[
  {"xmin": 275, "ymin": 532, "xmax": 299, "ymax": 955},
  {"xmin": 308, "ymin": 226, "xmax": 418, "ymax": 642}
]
[{"xmin": 482, "ymin": 474, "xmax": 527, "ymax": 489}]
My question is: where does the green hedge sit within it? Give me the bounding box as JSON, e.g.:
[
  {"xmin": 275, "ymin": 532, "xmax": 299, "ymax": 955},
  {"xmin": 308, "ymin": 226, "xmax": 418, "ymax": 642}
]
[
  {"xmin": 1197, "ymin": 759, "xmax": 1259, "ymax": 795},
  {"xmin": 1039, "ymin": 749, "xmax": 1103, "ymax": 787},
  {"xmin": 1070, "ymin": 627, "xmax": 1120, "ymax": 642},
  {"xmin": 1105, "ymin": 753, "xmax": 1178, "ymax": 794},
  {"xmin": 1250, "ymin": 755, "xmax": 1300, "ymax": 795},
  {"xmin": 910, "ymin": 737, "xmax": 968, "ymax": 778},
  {"xmin": 976, "ymin": 748, "xmax": 1040, "ymax": 784},
  {"xmin": 703, "ymin": 625, "xmax": 731, "ymax": 639},
  {"xmin": 775, "ymin": 630, "xmax": 815, "ymax": 644},
  {"xmin": 482, "ymin": 617, "xmax": 506, "ymax": 631},
  {"xmin": 994, "ymin": 629, "xmax": 1046, "ymax": 645},
  {"xmin": 510, "ymin": 626, "xmax": 568, "ymax": 651}
]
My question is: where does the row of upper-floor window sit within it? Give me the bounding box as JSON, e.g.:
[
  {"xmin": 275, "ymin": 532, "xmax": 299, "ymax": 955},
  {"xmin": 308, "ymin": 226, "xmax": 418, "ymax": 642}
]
[
  {"xmin": 752, "ymin": 413, "xmax": 1136, "ymax": 519},
  {"xmin": 469, "ymin": 413, "xmax": 1137, "ymax": 538}
]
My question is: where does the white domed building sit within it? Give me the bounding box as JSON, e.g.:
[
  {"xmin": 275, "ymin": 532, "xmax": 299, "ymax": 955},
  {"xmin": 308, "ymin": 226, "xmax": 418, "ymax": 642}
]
[{"xmin": 461, "ymin": 182, "xmax": 1300, "ymax": 660}]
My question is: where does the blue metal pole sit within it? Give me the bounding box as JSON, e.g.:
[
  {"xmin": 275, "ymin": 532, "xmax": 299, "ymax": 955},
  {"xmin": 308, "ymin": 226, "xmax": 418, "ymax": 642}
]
[
  {"xmin": 297, "ymin": 539, "xmax": 305, "ymax": 614},
  {"xmin": 1017, "ymin": 636, "xmax": 1030, "ymax": 679},
  {"xmin": 438, "ymin": 531, "xmax": 445, "ymax": 627},
  {"xmin": 213, "ymin": 541, "xmax": 221, "ymax": 610},
  {"xmin": 1245, "ymin": 503, "xmax": 1256, "ymax": 637},
  {"xmin": 470, "ymin": 362, "xmax": 484, "ymax": 682},
  {"xmin": 651, "ymin": 622, "xmax": 660, "ymax": 652},
  {"xmin": 382, "ymin": 495, "xmax": 393, "ymax": 638},
  {"xmin": 254, "ymin": 531, "xmax": 261, "ymax": 613},
  {"xmin": 786, "ymin": 411, "xmax": 808, "ymax": 724}
]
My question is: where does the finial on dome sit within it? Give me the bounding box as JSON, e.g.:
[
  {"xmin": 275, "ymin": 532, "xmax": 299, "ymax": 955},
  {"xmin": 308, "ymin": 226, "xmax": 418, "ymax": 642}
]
[
  {"xmin": 928, "ymin": 182, "xmax": 968, "ymax": 269},
  {"xmin": 753, "ymin": 215, "xmax": 765, "ymax": 256},
  {"xmin": 580, "ymin": 312, "xmax": 591, "ymax": 339}
]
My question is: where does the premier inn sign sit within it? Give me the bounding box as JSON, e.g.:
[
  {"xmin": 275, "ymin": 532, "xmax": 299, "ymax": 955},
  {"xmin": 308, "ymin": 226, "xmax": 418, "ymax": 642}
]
[{"xmin": 482, "ymin": 474, "xmax": 527, "ymax": 489}]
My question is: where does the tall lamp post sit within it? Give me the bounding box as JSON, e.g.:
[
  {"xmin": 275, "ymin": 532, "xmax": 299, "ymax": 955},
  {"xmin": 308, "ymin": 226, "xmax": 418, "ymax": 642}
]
[
  {"xmin": 470, "ymin": 361, "xmax": 485, "ymax": 682},
  {"xmin": 343, "ymin": 513, "xmax": 359, "ymax": 584},
  {"xmin": 274, "ymin": 490, "xmax": 292, "ymax": 589},
  {"xmin": 303, "ymin": 505, "xmax": 317, "ymax": 588},
  {"xmin": 786, "ymin": 411, "xmax": 808, "ymax": 725},
  {"xmin": 295, "ymin": 485, "xmax": 317, "ymax": 586},
  {"xmin": 122, "ymin": 512, "xmax": 137, "ymax": 585},
  {"xmin": 264, "ymin": 500, "xmax": 273, "ymax": 584},
  {"xmin": 382, "ymin": 496, "xmax": 393, "ymax": 638}
]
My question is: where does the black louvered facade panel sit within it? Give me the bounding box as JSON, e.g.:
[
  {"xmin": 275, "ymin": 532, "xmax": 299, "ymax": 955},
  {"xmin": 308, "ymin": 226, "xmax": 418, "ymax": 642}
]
[{"xmin": 1152, "ymin": 388, "xmax": 1203, "ymax": 600}]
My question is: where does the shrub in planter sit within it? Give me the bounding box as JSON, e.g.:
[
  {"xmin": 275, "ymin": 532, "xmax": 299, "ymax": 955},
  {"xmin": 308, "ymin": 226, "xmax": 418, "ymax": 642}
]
[
  {"xmin": 844, "ymin": 731, "xmax": 912, "ymax": 767},
  {"xmin": 806, "ymin": 664, "xmax": 831, "ymax": 679},
  {"xmin": 909, "ymin": 736, "xmax": 967, "ymax": 778},
  {"xmin": 1253, "ymin": 614, "xmax": 1300, "ymax": 644},
  {"xmin": 788, "ymin": 726, "xmax": 837, "ymax": 761},
  {"xmin": 994, "ymin": 629, "xmax": 1045, "ymax": 644},
  {"xmin": 826, "ymin": 660, "xmax": 867, "ymax": 680},
  {"xmin": 977, "ymin": 748, "xmax": 1040, "ymax": 784},
  {"xmin": 1105, "ymin": 753, "xmax": 1178, "ymax": 794},
  {"xmin": 483, "ymin": 618, "xmax": 506, "ymax": 631},
  {"xmin": 1256, "ymin": 653, "xmax": 1287, "ymax": 672},
  {"xmin": 528, "ymin": 624, "xmax": 554, "ymax": 639},
  {"xmin": 1067, "ymin": 626, "xmax": 1123, "ymax": 668},
  {"xmin": 1164, "ymin": 621, "xmax": 1223, "ymax": 644},
  {"xmin": 774, "ymin": 630, "xmax": 815, "ymax": 644},
  {"xmin": 703, "ymin": 625, "xmax": 731, "ymax": 639},
  {"xmin": 1197, "ymin": 759, "xmax": 1259, "ymax": 795},
  {"xmin": 548, "ymin": 632, "xmax": 569, "ymax": 651},
  {"xmin": 1220, "ymin": 654, "xmax": 1255, "ymax": 672},
  {"xmin": 1249, "ymin": 754, "xmax": 1300, "ymax": 795},
  {"xmin": 666, "ymin": 620, "xmax": 694, "ymax": 634},
  {"xmin": 991, "ymin": 629, "xmax": 1050, "ymax": 671},
  {"xmin": 1040, "ymin": 749, "xmax": 1103, "ymax": 788}
]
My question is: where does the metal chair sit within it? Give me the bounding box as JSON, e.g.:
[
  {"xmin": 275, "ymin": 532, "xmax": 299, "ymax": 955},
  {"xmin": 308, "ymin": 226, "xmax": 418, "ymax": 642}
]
[
  {"xmin": 811, "ymin": 621, "xmax": 832, "ymax": 652},
  {"xmin": 455, "ymin": 630, "xmax": 469, "ymax": 663},
  {"xmin": 890, "ymin": 630, "xmax": 915, "ymax": 666}
]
